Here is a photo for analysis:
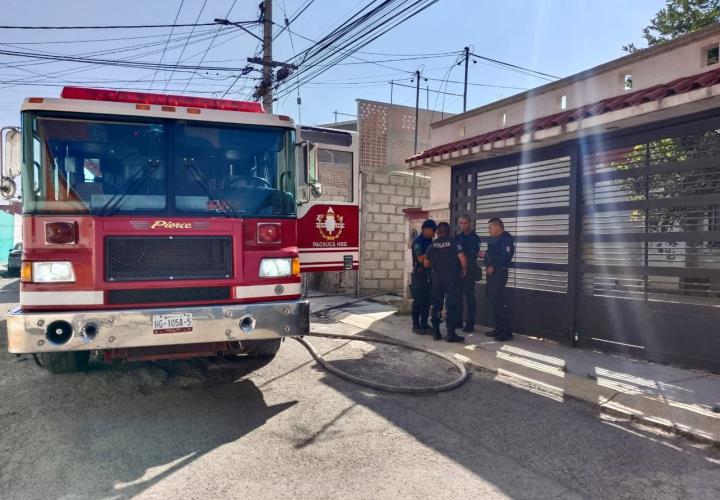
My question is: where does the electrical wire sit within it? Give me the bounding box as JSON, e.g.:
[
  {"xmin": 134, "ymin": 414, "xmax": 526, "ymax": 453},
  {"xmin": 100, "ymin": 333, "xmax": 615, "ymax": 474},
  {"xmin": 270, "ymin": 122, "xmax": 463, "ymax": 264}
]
[
  {"xmin": 273, "ymin": 0, "xmax": 315, "ymax": 41},
  {"xmin": 163, "ymin": 0, "xmax": 208, "ymax": 92},
  {"xmin": 468, "ymin": 51, "xmax": 560, "ymax": 81},
  {"xmin": 0, "ymin": 28, "xmax": 239, "ymax": 92},
  {"xmin": 0, "ymin": 28, "xmax": 215, "ymax": 45},
  {"xmin": 149, "ymin": 0, "xmax": 186, "ymax": 89},
  {"xmin": 274, "ymin": 0, "xmax": 440, "ymax": 101},
  {"xmin": 181, "ymin": 0, "xmax": 238, "ymax": 93},
  {"xmin": 0, "ymin": 22, "xmax": 253, "ymax": 30}
]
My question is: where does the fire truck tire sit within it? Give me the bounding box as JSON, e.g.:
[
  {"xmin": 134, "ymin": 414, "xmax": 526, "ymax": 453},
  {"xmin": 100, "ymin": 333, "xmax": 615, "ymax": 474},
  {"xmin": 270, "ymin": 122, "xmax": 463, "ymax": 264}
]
[
  {"xmin": 37, "ymin": 351, "xmax": 91, "ymax": 374},
  {"xmin": 239, "ymin": 339, "xmax": 282, "ymax": 358}
]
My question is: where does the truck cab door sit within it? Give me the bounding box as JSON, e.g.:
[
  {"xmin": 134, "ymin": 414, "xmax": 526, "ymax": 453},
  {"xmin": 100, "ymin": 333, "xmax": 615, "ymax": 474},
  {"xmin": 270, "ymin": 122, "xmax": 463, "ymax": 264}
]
[{"xmin": 296, "ymin": 126, "xmax": 359, "ymax": 272}]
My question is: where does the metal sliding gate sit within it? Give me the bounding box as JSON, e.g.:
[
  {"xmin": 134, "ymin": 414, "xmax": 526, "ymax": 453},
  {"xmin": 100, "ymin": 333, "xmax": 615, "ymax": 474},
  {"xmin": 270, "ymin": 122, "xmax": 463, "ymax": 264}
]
[{"xmin": 451, "ymin": 114, "xmax": 720, "ymax": 371}]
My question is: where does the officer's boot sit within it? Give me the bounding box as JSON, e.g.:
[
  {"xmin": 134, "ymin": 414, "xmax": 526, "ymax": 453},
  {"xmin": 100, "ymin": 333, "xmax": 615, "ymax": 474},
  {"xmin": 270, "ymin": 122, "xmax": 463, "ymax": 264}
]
[
  {"xmin": 411, "ymin": 311, "xmax": 424, "ymax": 334},
  {"xmin": 419, "ymin": 313, "xmax": 431, "ymax": 333},
  {"xmin": 431, "ymin": 322, "xmax": 442, "ymax": 341},
  {"xmin": 446, "ymin": 328, "xmax": 465, "ymax": 343}
]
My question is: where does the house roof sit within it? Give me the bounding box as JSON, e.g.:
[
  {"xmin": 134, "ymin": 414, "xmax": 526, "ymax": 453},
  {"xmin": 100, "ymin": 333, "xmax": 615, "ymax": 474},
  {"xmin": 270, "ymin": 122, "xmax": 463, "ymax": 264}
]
[
  {"xmin": 430, "ymin": 22, "xmax": 720, "ymax": 129},
  {"xmin": 407, "ymin": 66, "xmax": 720, "ymax": 163}
]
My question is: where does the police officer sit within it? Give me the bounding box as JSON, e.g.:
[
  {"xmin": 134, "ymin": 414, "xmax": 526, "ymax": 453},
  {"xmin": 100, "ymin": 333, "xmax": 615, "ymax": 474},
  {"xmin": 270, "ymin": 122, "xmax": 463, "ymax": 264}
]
[
  {"xmin": 456, "ymin": 214, "xmax": 482, "ymax": 333},
  {"xmin": 410, "ymin": 219, "xmax": 436, "ymax": 334},
  {"xmin": 483, "ymin": 217, "xmax": 515, "ymax": 341},
  {"xmin": 424, "ymin": 222, "xmax": 468, "ymax": 342}
]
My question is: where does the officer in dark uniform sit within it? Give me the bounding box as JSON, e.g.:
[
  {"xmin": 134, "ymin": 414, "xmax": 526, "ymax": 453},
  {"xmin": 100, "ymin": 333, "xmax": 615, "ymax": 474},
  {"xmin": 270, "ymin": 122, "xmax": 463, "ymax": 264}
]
[
  {"xmin": 483, "ymin": 217, "xmax": 515, "ymax": 341},
  {"xmin": 456, "ymin": 215, "xmax": 482, "ymax": 333},
  {"xmin": 424, "ymin": 222, "xmax": 468, "ymax": 342},
  {"xmin": 410, "ymin": 219, "xmax": 436, "ymax": 334}
]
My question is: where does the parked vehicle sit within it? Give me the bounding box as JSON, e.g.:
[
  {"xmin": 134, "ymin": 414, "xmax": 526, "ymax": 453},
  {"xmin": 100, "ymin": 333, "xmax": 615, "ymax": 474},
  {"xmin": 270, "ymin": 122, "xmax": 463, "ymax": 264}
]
[
  {"xmin": 0, "ymin": 87, "xmax": 359, "ymax": 373},
  {"xmin": 7, "ymin": 243, "xmax": 21, "ymax": 276}
]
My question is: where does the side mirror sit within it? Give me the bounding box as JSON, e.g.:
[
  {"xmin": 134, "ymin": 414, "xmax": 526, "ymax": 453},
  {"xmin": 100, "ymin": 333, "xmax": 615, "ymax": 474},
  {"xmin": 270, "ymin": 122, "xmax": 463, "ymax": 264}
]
[
  {"xmin": 300, "ymin": 140, "xmax": 323, "ymax": 199},
  {"xmin": 310, "ymin": 182, "xmax": 323, "ymax": 198},
  {"xmin": 1, "ymin": 127, "xmax": 21, "ymax": 200},
  {"xmin": 2, "ymin": 128, "xmax": 22, "ymax": 178}
]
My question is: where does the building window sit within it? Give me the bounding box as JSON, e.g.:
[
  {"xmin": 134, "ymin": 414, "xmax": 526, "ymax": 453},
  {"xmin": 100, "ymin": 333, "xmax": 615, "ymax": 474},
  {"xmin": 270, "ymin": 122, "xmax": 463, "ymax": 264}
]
[
  {"xmin": 559, "ymin": 95, "xmax": 567, "ymax": 110},
  {"xmin": 623, "ymin": 74, "xmax": 633, "ymax": 91},
  {"xmin": 706, "ymin": 45, "xmax": 719, "ymax": 66},
  {"xmin": 500, "ymin": 112, "xmax": 507, "ymax": 127}
]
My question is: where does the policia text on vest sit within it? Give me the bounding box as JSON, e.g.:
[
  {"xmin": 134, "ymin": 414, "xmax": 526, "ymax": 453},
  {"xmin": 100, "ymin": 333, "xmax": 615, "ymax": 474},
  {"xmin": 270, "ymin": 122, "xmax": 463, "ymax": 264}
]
[{"xmin": 423, "ymin": 222, "xmax": 468, "ymax": 343}]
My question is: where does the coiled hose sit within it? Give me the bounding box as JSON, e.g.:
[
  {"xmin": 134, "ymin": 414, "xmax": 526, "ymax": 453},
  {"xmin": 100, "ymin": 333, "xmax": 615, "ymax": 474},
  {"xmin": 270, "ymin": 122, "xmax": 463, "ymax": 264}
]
[{"xmin": 294, "ymin": 331, "xmax": 469, "ymax": 394}]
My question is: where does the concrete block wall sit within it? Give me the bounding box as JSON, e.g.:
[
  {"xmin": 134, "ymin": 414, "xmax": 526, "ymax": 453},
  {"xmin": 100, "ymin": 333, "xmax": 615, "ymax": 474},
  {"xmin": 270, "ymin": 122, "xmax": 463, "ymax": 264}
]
[
  {"xmin": 313, "ymin": 100, "xmax": 437, "ymax": 295},
  {"xmin": 360, "ymin": 171, "xmax": 429, "ymax": 293}
]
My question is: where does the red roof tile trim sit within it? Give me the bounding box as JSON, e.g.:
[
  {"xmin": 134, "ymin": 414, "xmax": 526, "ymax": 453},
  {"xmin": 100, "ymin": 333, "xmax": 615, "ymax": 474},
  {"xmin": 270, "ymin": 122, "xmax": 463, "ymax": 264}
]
[{"xmin": 407, "ymin": 66, "xmax": 720, "ymax": 163}]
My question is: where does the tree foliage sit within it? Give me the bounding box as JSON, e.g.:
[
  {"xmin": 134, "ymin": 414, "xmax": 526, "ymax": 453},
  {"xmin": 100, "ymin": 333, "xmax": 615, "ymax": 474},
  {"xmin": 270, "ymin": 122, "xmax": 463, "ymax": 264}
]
[{"xmin": 623, "ymin": 0, "xmax": 720, "ymax": 52}]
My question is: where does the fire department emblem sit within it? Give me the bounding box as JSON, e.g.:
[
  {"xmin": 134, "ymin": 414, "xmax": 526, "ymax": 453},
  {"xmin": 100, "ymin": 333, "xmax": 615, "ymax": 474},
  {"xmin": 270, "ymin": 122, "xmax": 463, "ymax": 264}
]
[{"xmin": 316, "ymin": 207, "xmax": 345, "ymax": 241}]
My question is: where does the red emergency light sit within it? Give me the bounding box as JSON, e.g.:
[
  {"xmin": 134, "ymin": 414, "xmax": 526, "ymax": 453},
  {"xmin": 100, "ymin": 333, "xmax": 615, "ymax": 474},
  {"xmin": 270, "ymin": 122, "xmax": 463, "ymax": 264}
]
[{"xmin": 60, "ymin": 86, "xmax": 265, "ymax": 113}]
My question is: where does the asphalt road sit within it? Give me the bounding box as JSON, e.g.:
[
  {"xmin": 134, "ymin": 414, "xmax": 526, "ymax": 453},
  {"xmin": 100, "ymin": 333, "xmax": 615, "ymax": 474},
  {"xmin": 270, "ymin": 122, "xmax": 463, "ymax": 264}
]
[{"xmin": 1, "ymin": 277, "xmax": 719, "ymax": 500}]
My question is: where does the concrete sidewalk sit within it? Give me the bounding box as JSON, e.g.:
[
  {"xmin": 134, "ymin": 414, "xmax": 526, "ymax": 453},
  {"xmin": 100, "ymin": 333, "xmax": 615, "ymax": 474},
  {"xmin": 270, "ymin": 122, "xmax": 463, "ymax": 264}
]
[{"xmin": 308, "ymin": 293, "xmax": 720, "ymax": 445}]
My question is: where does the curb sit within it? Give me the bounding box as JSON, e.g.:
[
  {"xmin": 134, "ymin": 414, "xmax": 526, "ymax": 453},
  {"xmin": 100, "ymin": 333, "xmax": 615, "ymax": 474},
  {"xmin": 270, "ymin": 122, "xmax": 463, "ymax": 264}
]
[{"xmin": 323, "ymin": 310, "xmax": 720, "ymax": 448}]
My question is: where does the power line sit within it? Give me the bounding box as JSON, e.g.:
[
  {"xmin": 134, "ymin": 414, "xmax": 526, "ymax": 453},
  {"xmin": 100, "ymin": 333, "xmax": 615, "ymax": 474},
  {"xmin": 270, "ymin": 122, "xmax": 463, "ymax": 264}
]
[
  {"xmin": 150, "ymin": 0, "xmax": 186, "ymax": 90},
  {"xmin": 273, "ymin": 0, "xmax": 315, "ymax": 40},
  {"xmin": 0, "ymin": 28, "xmax": 238, "ymax": 91},
  {"xmin": 275, "ymin": 0, "xmax": 441, "ymax": 101},
  {"xmin": 0, "ymin": 21, "xmax": 254, "ymax": 30},
  {"xmin": 0, "ymin": 28, "xmax": 214, "ymax": 45},
  {"xmin": 0, "ymin": 48, "xmax": 246, "ymax": 74},
  {"xmin": 468, "ymin": 51, "xmax": 560, "ymax": 81},
  {"xmin": 181, "ymin": 0, "xmax": 238, "ymax": 93},
  {"xmin": 163, "ymin": 0, "xmax": 208, "ymax": 92},
  {"xmin": 304, "ymin": 77, "xmax": 524, "ymax": 91}
]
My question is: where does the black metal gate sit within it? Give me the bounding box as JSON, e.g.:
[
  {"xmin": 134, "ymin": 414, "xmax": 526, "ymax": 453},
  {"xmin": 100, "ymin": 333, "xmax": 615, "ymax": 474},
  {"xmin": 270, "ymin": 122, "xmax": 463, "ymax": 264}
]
[
  {"xmin": 453, "ymin": 154, "xmax": 573, "ymax": 342},
  {"xmin": 451, "ymin": 112, "xmax": 720, "ymax": 371}
]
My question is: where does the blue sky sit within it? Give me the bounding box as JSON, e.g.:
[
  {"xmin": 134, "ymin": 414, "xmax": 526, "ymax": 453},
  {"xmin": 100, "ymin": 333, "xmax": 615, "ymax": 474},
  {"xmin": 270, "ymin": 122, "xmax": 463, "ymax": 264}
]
[{"xmin": 0, "ymin": 0, "xmax": 665, "ymax": 127}]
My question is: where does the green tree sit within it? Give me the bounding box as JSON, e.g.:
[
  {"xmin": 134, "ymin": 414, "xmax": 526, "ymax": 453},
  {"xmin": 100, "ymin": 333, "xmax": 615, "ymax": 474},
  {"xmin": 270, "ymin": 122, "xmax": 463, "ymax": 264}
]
[{"xmin": 623, "ymin": 0, "xmax": 720, "ymax": 53}]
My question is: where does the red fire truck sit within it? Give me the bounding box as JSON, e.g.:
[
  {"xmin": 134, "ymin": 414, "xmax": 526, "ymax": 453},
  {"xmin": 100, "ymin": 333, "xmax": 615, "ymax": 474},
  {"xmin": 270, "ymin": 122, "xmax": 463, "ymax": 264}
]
[{"xmin": 0, "ymin": 87, "xmax": 359, "ymax": 373}]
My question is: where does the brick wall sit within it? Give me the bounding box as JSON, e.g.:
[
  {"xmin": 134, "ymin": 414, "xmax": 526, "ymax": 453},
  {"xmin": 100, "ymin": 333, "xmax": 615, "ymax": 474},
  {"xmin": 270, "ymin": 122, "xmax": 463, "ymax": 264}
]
[
  {"xmin": 318, "ymin": 161, "xmax": 352, "ymax": 201},
  {"xmin": 359, "ymin": 171, "xmax": 429, "ymax": 293}
]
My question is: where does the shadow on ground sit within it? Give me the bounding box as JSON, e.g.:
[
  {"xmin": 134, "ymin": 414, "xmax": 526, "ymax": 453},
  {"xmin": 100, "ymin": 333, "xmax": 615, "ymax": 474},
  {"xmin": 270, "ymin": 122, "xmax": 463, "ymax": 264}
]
[
  {"xmin": 0, "ymin": 327, "xmax": 296, "ymax": 499},
  {"xmin": 312, "ymin": 330, "xmax": 720, "ymax": 499}
]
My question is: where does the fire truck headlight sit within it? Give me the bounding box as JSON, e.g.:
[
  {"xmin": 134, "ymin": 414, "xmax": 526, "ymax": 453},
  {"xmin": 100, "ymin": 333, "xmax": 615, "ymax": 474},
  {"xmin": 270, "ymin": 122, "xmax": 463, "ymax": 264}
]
[
  {"xmin": 31, "ymin": 261, "xmax": 76, "ymax": 283},
  {"xmin": 259, "ymin": 258, "xmax": 292, "ymax": 278}
]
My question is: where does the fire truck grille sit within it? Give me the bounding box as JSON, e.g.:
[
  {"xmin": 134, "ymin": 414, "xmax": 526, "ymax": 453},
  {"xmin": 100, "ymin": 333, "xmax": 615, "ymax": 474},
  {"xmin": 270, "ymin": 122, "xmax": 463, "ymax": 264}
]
[
  {"xmin": 107, "ymin": 286, "xmax": 232, "ymax": 305},
  {"xmin": 105, "ymin": 236, "xmax": 233, "ymax": 282}
]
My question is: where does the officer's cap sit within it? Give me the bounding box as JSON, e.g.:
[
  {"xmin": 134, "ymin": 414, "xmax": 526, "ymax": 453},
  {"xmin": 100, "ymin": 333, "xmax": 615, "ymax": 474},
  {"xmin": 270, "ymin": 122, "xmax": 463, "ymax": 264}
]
[{"xmin": 421, "ymin": 219, "xmax": 437, "ymax": 230}]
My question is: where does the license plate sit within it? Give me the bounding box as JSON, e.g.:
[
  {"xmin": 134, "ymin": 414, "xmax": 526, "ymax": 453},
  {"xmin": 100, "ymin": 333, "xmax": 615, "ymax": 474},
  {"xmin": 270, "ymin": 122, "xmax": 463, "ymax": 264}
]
[{"xmin": 152, "ymin": 313, "xmax": 193, "ymax": 334}]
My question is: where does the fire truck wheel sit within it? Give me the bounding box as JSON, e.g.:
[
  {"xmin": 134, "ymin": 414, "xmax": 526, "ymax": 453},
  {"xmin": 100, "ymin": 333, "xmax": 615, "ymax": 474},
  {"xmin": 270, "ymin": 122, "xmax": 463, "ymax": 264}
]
[
  {"xmin": 37, "ymin": 351, "xmax": 91, "ymax": 374},
  {"xmin": 239, "ymin": 339, "xmax": 282, "ymax": 358}
]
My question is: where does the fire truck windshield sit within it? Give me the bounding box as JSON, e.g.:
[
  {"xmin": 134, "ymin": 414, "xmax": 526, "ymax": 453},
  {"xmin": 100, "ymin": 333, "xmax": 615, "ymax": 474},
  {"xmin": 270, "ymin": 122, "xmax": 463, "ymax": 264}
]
[{"xmin": 21, "ymin": 113, "xmax": 297, "ymax": 217}]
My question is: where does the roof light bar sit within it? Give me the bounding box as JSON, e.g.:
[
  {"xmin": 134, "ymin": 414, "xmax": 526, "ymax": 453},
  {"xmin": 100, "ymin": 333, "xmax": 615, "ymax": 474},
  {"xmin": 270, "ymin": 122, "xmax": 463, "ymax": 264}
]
[{"xmin": 60, "ymin": 87, "xmax": 265, "ymax": 113}]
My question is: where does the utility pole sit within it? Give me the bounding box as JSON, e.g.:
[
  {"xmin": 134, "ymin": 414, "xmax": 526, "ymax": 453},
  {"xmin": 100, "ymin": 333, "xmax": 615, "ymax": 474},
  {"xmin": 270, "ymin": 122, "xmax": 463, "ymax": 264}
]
[
  {"xmin": 220, "ymin": 5, "xmax": 295, "ymax": 110},
  {"xmin": 414, "ymin": 70, "xmax": 420, "ymax": 154},
  {"xmin": 412, "ymin": 69, "xmax": 420, "ymax": 206},
  {"xmin": 390, "ymin": 80, "xmax": 394, "ymax": 104},
  {"xmin": 426, "ymin": 85, "xmax": 429, "ymax": 109},
  {"xmin": 262, "ymin": 0, "xmax": 273, "ymax": 113},
  {"xmin": 463, "ymin": 46, "xmax": 469, "ymax": 112}
]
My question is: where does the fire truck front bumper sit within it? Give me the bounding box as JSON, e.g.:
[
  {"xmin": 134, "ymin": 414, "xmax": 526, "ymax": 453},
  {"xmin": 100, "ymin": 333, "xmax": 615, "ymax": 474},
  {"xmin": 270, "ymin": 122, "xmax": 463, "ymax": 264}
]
[{"xmin": 6, "ymin": 300, "xmax": 310, "ymax": 354}]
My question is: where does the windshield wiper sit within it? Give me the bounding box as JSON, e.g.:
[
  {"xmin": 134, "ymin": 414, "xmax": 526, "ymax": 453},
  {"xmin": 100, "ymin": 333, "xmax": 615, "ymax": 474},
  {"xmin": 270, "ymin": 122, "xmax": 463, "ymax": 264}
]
[
  {"xmin": 99, "ymin": 159, "xmax": 162, "ymax": 217},
  {"xmin": 183, "ymin": 159, "xmax": 238, "ymax": 218}
]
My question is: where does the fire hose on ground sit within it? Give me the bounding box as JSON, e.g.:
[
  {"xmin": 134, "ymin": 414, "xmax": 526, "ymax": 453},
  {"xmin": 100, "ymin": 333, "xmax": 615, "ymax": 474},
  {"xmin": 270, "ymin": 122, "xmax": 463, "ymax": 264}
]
[{"xmin": 293, "ymin": 292, "xmax": 470, "ymax": 394}]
